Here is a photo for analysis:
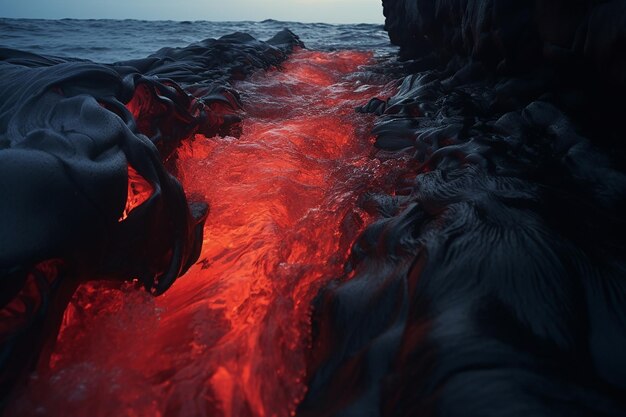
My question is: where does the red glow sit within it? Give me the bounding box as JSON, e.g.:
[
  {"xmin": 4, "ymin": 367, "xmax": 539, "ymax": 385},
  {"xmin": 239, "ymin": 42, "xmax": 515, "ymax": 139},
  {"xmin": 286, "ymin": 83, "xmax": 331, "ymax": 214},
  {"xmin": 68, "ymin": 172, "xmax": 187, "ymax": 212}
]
[
  {"xmin": 11, "ymin": 50, "xmax": 397, "ymax": 417},
  {"xmin": 0, "ymin": 260, "xmax": 62, "ymax": 336},
  {"xmin": 118, "ymin": 165, "xmax": 154, "ymax": 222},
  {"xmin": 125, "ymin": 83, "xmax": 166, "ymax": 138}
]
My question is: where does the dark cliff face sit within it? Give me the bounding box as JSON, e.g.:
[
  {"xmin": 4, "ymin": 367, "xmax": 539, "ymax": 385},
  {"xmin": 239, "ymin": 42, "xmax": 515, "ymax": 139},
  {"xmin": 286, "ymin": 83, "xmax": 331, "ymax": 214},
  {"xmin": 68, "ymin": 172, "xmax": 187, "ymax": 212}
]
[
  {"xmin": 299, "ymin": 2, "xmax": 626, "ymax": 417},
  {"xmin": 382, "ymin": 0, "xmax": 626, "ymax": 88}
]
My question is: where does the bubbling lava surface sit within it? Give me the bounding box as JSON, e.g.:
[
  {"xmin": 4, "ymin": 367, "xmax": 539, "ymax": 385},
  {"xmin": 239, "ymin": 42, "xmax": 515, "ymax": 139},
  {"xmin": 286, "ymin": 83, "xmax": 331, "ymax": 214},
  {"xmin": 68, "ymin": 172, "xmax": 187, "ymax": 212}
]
[{"xmin": 12, "ymin": 50, "xmax": 397, "ymax": 417}]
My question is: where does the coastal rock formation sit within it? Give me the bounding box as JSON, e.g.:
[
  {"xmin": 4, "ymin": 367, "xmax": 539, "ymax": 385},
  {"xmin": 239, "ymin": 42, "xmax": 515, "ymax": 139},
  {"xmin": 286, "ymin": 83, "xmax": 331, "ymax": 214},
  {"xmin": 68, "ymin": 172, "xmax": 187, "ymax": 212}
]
[
  {"xmin": 1, "ymin": 5, "xmax": 625, "ymax": 416},
  {"xmin": 382, "ymin": 0, "xmax": 626, "ymax": 88},
  {"xmin": 299, "ymin": 2, "xmax": 626, "ymax": 416}
]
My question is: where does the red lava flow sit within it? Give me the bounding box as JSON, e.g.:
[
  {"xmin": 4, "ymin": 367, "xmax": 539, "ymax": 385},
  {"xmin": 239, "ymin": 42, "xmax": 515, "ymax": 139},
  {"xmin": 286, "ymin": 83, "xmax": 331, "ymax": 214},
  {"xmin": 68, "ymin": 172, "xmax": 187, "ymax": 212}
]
[{"xmin": 11, "ymin": 49, "xmax": 396, "ymax": 417}]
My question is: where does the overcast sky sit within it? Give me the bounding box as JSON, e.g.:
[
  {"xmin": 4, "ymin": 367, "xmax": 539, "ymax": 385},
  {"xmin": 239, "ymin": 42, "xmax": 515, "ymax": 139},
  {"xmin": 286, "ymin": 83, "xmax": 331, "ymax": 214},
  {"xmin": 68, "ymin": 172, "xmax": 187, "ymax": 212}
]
[{"xmin": 0, "ymin": 0, "xmax": 384, "ymax": 23}]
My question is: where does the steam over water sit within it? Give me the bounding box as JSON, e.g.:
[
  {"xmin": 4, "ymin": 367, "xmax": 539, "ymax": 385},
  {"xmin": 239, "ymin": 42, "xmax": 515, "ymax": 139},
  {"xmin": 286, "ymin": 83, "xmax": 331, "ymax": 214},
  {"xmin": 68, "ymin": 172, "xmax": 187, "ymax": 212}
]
[{"xmin": 4, "ymin": 20, "xmax": 402, "ymax": 417}]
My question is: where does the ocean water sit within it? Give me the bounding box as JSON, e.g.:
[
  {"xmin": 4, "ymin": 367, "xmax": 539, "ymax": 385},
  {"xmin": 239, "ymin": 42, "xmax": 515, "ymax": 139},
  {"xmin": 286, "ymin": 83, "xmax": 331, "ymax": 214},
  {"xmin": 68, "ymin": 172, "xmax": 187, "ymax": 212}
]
[{"xmin": 0, "ymin": 18, "xmax": 396, "ymax": 62}]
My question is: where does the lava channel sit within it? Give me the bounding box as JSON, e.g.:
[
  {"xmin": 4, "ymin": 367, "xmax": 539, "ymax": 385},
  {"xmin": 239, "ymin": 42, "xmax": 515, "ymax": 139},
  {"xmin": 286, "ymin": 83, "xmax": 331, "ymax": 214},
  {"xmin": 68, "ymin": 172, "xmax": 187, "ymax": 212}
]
[{"xmin": 11, "ymin": 49, "xmax": 397, "ymax": 417}]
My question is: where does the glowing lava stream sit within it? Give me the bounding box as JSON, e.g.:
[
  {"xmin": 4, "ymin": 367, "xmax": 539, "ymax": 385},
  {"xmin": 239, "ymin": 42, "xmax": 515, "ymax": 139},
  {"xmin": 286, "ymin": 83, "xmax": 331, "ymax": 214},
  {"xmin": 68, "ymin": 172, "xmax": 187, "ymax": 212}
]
[{"xmin": 13, "ymin": 50, "xmax": 396, "ymax": 417}]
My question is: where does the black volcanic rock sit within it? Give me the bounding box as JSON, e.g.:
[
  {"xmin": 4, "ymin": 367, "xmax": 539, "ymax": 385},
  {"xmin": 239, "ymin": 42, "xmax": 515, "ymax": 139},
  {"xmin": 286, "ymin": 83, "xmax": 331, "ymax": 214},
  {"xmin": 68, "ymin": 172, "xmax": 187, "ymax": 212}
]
[
  {"xmin": 382, "ymin": 0, "xmax": 626, "ymax": 89},
  {"xmin": 299, "ymin": 3, "xmax": 626, "ymax": 417}
]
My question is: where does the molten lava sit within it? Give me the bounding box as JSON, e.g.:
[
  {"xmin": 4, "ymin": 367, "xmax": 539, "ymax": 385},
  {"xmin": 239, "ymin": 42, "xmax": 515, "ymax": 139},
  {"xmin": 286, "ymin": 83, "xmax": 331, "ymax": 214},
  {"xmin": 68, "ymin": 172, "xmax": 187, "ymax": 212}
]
[
  {"xmin": 119, "ymin": 165, "xmax": 154, "ymax": 222},
  {"xmin": 11, "ymin": 50, "xmax": 396, "ymax": 417}
]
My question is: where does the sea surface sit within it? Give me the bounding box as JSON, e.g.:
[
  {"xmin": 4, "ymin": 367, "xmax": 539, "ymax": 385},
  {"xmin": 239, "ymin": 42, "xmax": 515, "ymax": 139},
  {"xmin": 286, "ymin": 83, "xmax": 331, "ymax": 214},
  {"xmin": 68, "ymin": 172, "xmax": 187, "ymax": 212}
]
[{"xmin": 0, "ymin": 18, "xmax": 396, "ymax": 62}]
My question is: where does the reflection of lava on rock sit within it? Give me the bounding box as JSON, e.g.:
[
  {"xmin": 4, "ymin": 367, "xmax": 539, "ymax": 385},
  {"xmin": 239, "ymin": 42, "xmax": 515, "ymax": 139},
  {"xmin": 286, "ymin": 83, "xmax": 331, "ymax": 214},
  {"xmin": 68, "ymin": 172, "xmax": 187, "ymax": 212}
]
[
  {"xmin": 4, "ymin": 4, "xmax": 626, "ymax": 416},
  {"xmin": 10, "ymin": 50, "xmax": 399, "ymax": 417}
]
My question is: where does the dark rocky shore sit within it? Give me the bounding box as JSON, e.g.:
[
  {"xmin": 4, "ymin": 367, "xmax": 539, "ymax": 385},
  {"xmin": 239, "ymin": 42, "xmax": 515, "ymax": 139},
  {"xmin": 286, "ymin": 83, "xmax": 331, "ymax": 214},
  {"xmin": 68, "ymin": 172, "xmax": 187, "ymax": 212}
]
[
  {"xmin": 1, "ymin": 1, "xmax": 625, "ymax": 416},
  {"xmin": 300, "ymin": 1, "xmax": 626, "ymax": 416}
]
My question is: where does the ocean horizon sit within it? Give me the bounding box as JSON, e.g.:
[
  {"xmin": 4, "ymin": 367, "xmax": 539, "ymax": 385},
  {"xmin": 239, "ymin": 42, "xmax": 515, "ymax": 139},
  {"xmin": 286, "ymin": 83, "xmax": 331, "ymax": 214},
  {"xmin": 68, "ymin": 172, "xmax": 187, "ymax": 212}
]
[{"xmin": 0, "ymin": 18, "xmax": 393, "ymax": 63}]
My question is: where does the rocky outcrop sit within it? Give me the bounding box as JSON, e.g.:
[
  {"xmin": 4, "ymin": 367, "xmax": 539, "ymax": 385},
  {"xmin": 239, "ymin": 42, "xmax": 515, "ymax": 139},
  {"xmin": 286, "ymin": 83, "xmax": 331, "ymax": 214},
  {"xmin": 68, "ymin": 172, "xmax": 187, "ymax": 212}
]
[
  {"xmin": 383, "ymin": 0, "xmax": 626, "ymax": 89},
  {"xmin": 299, "ymin": 3, "xmax": 626, "ymax": 417}
]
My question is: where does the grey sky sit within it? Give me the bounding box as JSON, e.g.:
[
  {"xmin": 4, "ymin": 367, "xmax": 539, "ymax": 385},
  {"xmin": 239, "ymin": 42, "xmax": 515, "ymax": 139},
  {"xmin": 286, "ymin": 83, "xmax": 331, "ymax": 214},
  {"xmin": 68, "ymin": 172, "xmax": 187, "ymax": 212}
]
[{"xmin": 0, "ymin": 0, "xmax": 384, "ymax": 23}]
